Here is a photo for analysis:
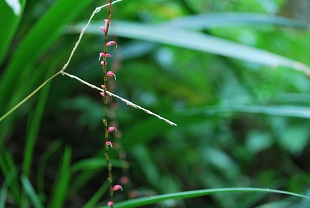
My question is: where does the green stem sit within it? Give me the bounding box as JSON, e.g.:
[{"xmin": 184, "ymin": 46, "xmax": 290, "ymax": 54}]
[{"xmin": 102, "ymin": 0, "xmax": 114, "ymax": 206}]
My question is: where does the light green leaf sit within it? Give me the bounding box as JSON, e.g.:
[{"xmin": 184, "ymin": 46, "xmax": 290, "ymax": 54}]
[
  {"xmin": 21, "ymin": 175, "xmax": 44, "ymax": 208},
  {"xmin": 96, "ymin": 188, "xmax": 310, "ymax": 208},
  {"xmin": 69, "ymin": 21, "xmax": 310, "ymax": 75},
  {"xmin": 0, "ymin": 0, "xmax": 25, "ymax": 64}
]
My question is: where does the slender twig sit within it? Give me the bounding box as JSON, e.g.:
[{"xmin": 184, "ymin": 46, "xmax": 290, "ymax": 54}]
[
  {"xmin": 0, "ymin": 0, "xmax": 122, "ymax": 122},
  {"xmin": 61, "ymin": 0, "xmax": 122, "ymax": 73},
  {"xmin": 61, "ymin": 71, "xmax": 177, "ymax": 126},
  {"xmin": 0, "ymin": 72, "xmax": 61, "ymax": 122}
]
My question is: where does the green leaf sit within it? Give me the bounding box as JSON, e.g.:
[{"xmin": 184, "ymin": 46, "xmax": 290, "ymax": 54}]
[
  {"xmin": 20, "ymin": 175, "xmax": 44, "ymax": 208},
  {"xmin": 0, "ymin": 0, "xmax": 25, "ymax": 64},
  {"xmin": 0, "ymin": 146, "xmax": 21, "ymax": 204},
  {"xmin": 0, "ymin": 0, "xmax": 93, "ymax": 120},
  {"xmin": 37, "ymin": 140, "xmax": 62, "ymax": 197},
  {"xmin": 23, "ymin": 63, "xmax": 55, "ymax": 177},
  {"xmin": 82, "ymin": 181, "xmax": 109, "ymax": 208},
  {"xmin": 70, "ymin": 21, "xmax": 310, "ymax": 75},
  {"xmin": 47, "ymin": 147, "xmax": 71, "ymax": 208},
  {"xmin": 96, "ymin": 188, "xmax": 310, "ymax": 208}
]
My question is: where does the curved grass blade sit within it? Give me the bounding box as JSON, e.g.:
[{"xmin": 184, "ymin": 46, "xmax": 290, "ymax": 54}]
[
  {"xmin": 23, "ymin": 63, "xmax": 56, "ymax": 177},
  {"xmin": 0, "ymin": 0, "xmax": 25, "ymax": 65},
  {"xmin": 47, "ymin": 147, "xmax": 71, "ymax": 208},
  {"xmin": 20, "ymin": 175, "xmax": 44, "ymax": 208},
  {"xmin": 82, "ymin": 181, "xmax": 109, "ymax": 208},
  {"xmin": 0, "ymin": 0, "xmax": 93, "ymax": 119},
  {"xmin": 97, "ymin": 188, "xmax": 310, "ymax": 208},
  {"xmin": 70, "ymin": 21, "xmax": 310, "ymax": 75},
  {"xmin": 37, "ymin": 140, "xmax": 62, "ymax": 197}
]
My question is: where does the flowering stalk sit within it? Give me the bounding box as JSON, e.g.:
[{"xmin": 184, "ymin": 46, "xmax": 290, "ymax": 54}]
[{"xmin": 100, "ymin": 0, "xmax": 118, "ymax": 206}]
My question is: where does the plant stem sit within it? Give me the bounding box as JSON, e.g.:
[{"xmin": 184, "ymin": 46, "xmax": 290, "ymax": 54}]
[{"xmin": 102, "ymin": 0, "xmax": 114, "ymax": 205}]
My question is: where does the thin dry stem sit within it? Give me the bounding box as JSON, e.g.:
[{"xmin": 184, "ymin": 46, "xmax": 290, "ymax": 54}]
[
  {"xmin": 61, "ymin": 72, "xmax": 177, "ymax": 126},
  {"xmin": 61, "ymin": 0, "xmax": 122, "ymax": 73},
  {"xmin": 1, "ymin": 0, "xmax": 177, "ymax": 127}
]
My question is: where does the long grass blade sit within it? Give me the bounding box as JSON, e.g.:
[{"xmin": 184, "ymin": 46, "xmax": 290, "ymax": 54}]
[
  {"xmin": 71, "ymin": 21, "xmax": 310, "ymax": 76},
  {"xmin": 20, "ymin": 175, "xmax": 44, "ymax": 208},
  {"xmin": 97, "ymin": 188, "xmax": 310, "ymax": 208}
]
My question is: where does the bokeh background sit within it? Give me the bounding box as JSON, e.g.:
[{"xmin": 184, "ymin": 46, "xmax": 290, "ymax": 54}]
[{"xmin": 1, "ymin": 0, "xmax": 310, "ymax": 207}]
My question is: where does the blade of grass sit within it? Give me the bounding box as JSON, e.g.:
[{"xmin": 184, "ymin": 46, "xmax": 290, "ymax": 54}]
[
  {"xmin": 0, "ymin": 0, "xmax": 25, "ymax": 64},
  {"xmin": 23, "ymin": 62, "xmax": 56, "ymax": 177},
  {"xmin": 0, "ymin": 146, "xmax": 21, "ymax": 204},
  {"xmin": 82, "ymin": 180, "xmax": 110, "ymax": 208},
  {"xmin": 20, "ymin": 175, "xmax": 44, "ymax": 208},
  {"xmin": 37, "ymin": 140, "xmax": 62, "ymax": 198},
  {"xmin": 0, "ymin": 0, "xmax": 93, "ymax": 141},
  {"xmin": 71, "ymin": 21, "xmax": 310, "ymax": 75},
  {"xmin": 0, "ymin": 167, "xmax": 18, "ymax": 208},
  {"xmin": 97, "ymin": 188, "xmax": 310, "ymax": 208},
  {"xmin": 47, "ymin": 147, "xmax": 72, "ymax": 208}
]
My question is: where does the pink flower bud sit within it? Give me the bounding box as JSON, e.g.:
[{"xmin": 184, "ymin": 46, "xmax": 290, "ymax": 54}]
[
  {"xmin": 100, "ymin": 27, "xmax": 107, "ymax": 34},
  {"xmin": 101, "ymin": 61, "xmax": 106, "ymax": 66},
  {"xmin": 112, "ymin": 185, "xmax": 123, "ymax": 191},
  {"xmin": 106, "ymin": 41, "xmax": 117, "ymax": 48},
  {"xmin": 99, "ymin": 53, "xmax": 111, "ymax": 60},
  {"xmin": 108, "ymin": 126, "xmax": 117, "ymax": 132},
  {"xmin": 107, "ymin": 201, "xmax": 114, "ymax": 207},
  {"xmin": 100, "ymin": 52, "xmax": 111, "ymax": 57},
  {"xmin": 104, "ymin": 19, "xmax": 110, "ymax": 24},
  {"xmin": 105, "ymin": 141, "xmax": 113, "ymax": 148},
  {"xmin": 100, "ymin": 92, "xmax": 105, "ymax": 97},
  {"xmin": 101, "ymin": 85, "xmax": 105, "ymax": 89},
  {"xmin": 107, "ymin": 71, "xmax": 116, "ymax": 80}
]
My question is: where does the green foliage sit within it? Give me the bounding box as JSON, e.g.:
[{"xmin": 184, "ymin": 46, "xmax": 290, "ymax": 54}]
[{"xmin": 1, "ymin": 0, "xmax": 310, "ymax": 207}]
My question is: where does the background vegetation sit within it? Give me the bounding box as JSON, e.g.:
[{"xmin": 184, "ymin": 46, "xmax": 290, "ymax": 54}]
[{"xmin": 1, "ymin": 0, "xmax": 310, "ymax": 207}]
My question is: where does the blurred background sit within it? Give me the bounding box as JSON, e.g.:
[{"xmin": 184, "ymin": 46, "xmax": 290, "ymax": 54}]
[{"xmin": 1, "ymin": 0, "xmax": 310, "ymax": 207}]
